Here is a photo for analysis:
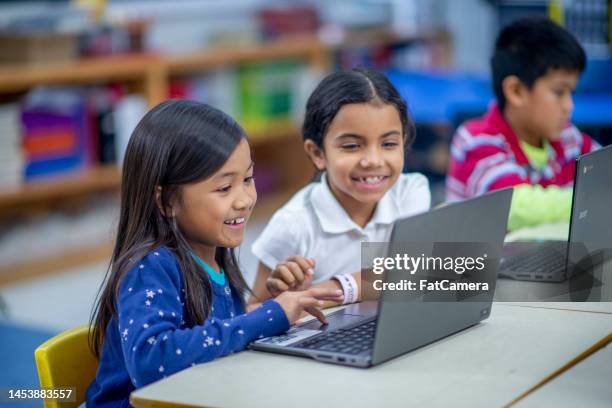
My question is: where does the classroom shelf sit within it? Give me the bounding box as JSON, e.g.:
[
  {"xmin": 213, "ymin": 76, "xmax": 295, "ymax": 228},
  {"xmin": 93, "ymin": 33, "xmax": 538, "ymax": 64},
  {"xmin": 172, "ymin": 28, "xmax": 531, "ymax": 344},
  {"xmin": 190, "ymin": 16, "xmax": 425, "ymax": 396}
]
[
  {"xmin": 0, "ymin": 29, "xmax": 449, "ymax": 283},
  {"xmin": 0, "ymin": 124, "xmax": 300, "ymax": 212},
  {"xmin": 0, "ymin": 36, "xmax": 321, "ymax": 213},
  {"xmin": 0, "ymin": 165, "xmax": 121, "ymax": 213},
  {"xmin": 165, "ymin": 35, "xmax": 329, "ymax": 76},
  {"xmin": 0, "ymin": 54, "xmax": 159, "ymax": 93},
  {"xmin": 0, "ymin": 30, "xmax": 447, "ymax": 104},
  {"xmin": 0, "ymin": 36, "xmax": 328, "ymax": 106}
]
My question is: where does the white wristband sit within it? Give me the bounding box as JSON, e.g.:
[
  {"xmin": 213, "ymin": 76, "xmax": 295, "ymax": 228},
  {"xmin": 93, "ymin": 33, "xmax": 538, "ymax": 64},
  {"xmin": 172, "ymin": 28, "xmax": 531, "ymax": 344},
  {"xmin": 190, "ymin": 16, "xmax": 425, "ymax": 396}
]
[{"xmin": 333, "ymin": 274, "xmax": 359, "ymax": 304}]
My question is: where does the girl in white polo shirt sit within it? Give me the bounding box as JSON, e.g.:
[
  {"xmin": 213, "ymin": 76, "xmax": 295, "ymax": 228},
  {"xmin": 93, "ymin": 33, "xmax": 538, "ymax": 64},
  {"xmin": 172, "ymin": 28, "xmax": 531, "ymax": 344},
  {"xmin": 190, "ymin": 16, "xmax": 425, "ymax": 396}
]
[{"xmin": 249, "ymin": 68, "xmax": 431, "ymax": 311}]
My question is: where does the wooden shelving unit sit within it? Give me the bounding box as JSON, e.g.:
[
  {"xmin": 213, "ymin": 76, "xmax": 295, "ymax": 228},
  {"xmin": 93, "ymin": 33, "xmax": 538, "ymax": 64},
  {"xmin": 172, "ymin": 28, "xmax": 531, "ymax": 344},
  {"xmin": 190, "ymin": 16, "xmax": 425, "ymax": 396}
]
[
  {"xmin": 165, "ymin": 35, "xmax": 329, "ymax": 75},
  {"xmin": 0, "ymin": 35, "xmax": 328, "ymax": 106},
  {"xmin": 0, "ymin": 36, "xmax": 326, "ymax": 283},
  {"xmin": 0, "ymin": 54, "xmax": 157, "ymax": 92},
  {"xmin": 0, "ymin": 165, "xmax": 120, "ymax": 214},
  {"xmin": 0, "ymin": 36, "xmax": 324, "ymax": 204},
  {"xmin": 0, "ymin": 30, "xmax": 449, "ymax": 283},
  {"xmin": 0, "ymin": 126, "xmax": 300, "ymax": 217},
  {"xmin": 0, "ymin": 54, "xmax": 159, "ymax": 106}
]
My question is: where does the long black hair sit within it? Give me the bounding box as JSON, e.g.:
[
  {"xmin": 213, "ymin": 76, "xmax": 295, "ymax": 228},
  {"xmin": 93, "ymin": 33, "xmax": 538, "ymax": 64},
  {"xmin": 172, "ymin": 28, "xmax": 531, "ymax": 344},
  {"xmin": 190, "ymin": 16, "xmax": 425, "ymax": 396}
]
[
  {"xmin": 302, "ymin": 67, "xmax": 415, "ymax": 149},
  {"xmin": 89, "ymin": 100, "xmax": 251, "ymax": 357}
]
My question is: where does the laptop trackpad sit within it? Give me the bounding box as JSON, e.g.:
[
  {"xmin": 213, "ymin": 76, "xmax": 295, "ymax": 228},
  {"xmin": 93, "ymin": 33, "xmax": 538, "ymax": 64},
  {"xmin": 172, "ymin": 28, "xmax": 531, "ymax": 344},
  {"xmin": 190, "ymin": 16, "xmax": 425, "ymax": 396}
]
[
  {"xmin": 298, "ymin": 310, "xmax": 366, "ymax": 331},
  {"xmin": 253, "ymin": 310, "xmax": 369, "ymax": 348}
]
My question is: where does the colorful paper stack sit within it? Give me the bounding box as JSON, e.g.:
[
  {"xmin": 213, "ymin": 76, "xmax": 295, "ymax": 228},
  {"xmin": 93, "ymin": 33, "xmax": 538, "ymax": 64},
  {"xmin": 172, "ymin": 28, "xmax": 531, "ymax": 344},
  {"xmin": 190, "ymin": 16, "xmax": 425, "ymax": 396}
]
[{"xmin": 21, "ymin": 88, "xmax": 94, "ymax": 180}]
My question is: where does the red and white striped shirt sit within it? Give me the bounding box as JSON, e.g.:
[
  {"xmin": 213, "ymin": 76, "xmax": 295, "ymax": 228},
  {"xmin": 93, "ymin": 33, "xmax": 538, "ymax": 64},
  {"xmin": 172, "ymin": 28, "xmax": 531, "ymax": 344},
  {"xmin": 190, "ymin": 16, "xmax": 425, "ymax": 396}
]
[{"xmin": 446, "ymin": 104, "xmax": 599, "ymax": 202}]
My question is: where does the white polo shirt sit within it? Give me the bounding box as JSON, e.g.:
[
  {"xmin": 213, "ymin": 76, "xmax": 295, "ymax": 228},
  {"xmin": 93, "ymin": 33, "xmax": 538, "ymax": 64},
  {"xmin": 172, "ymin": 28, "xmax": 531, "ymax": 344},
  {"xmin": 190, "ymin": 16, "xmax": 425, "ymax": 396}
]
[{"xmin": 251, "ymin": 172, "xmax": 431, "ymax": 284}]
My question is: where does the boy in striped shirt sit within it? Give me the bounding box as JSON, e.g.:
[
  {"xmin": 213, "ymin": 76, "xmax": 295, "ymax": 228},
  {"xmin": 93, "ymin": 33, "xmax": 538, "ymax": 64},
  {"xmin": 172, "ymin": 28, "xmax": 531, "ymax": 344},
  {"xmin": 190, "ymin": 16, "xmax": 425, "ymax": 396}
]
[{"xmin": 446, "ymin": 17, "xmax": 599, "ymax": 230}]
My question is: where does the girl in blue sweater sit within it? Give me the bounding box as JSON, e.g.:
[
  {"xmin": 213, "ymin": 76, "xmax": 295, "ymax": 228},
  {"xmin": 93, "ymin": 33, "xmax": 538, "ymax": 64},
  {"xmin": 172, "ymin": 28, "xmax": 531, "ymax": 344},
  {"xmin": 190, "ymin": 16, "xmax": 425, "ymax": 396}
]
[{"xmin": 87, "ymin": 100, "xmax": 342, "ymax": 407}]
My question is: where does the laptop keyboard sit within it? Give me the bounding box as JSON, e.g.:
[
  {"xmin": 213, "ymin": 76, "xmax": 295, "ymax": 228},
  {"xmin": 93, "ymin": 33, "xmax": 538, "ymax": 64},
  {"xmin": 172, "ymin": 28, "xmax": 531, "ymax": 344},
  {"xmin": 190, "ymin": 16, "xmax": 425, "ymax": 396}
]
[
  {"xmin": 296, "ymin": 320, "xmax": 376, "ymax": 355},
  {"xmin": 500, "ymin": 241, "xmax": 567, "ymax": 278}
]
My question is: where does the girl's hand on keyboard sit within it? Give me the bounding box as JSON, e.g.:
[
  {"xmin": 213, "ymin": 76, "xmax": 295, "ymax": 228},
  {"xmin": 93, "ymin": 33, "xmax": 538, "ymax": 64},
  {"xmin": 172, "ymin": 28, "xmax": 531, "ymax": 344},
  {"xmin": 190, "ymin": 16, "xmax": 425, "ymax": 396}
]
[{"xmin": 274, "ymin": 288, "xmax": 344, "ymax": 325}]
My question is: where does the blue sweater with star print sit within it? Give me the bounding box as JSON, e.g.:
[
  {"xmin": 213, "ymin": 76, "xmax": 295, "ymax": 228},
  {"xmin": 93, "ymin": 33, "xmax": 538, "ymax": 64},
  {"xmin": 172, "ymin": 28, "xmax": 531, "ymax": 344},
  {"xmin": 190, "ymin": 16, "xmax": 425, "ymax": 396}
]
[{"xmin": 86, "ymin": 246, "xmax": 290, "ymax": 407}]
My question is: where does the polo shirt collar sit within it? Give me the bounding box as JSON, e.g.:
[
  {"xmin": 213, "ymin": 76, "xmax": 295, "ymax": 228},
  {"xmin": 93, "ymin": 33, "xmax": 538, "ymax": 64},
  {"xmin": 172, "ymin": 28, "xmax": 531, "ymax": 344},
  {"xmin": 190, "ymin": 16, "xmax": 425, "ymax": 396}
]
[
  {"xmin": 488, "ymin": 103, "xmax": 567, "ymax": 170},
  {"xmin": 311, "ymin": 173, "xmax": 398, "ymax": 234}
]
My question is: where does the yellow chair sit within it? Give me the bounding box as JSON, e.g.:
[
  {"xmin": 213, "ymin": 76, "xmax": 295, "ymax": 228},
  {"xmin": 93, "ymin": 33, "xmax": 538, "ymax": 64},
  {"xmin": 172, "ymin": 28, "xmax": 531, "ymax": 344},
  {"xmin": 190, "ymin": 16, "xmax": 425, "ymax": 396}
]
[{"xmin": 35, "ymin": 325, "xmax": 99, "ymax": 408}]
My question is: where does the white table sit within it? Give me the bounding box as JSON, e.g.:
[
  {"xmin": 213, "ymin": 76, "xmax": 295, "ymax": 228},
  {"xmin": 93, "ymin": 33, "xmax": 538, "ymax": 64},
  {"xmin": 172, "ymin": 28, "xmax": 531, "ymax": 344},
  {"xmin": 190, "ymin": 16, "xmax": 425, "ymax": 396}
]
[
  {"xmin": 514, "ymin": 334, "xmax": 612, "ymax": 408},
  {"xmin": 130, "ymin": 305, "xmax": 612, "ymax": 408}
]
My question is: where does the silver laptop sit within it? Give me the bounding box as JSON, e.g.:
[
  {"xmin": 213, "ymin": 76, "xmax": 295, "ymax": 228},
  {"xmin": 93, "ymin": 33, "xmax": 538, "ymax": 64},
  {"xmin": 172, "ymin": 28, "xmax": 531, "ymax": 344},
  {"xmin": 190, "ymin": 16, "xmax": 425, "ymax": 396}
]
[
  {"xmin": 500, "ymin": 144, "xmax": 612, "ymax": 282},
  {"xmin": 249, "ymin": 188, "xmax": 512, "ymax": 367}
]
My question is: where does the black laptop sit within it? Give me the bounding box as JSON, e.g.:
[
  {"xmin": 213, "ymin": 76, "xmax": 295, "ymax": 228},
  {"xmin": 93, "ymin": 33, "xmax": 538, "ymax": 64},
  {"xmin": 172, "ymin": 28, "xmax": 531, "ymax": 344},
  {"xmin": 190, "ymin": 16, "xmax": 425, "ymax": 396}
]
[
  {"xmin": 500, "ymin": 144, "xmax": 612, "ymax": 282},
  {"xmin": 249, "ymin": 189, "xmax": 512, "ymax": 367}
]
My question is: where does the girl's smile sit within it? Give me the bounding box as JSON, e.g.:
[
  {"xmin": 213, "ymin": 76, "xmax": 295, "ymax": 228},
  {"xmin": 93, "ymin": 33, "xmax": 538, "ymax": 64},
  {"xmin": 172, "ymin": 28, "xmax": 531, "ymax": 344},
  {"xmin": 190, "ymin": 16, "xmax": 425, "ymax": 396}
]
[
  {"xmin": 305, "ymin": 102, "xmax": 405, "ymax": 227},
  {"xmin": 174, "ymin": 139, "xmax": 257, "ymax": 260},
  {"xmin": 223, "ymin": 216, "xmax": 247, "ymax": 230},
  {"xmin": 350, "ymin": 174, "xmax": 391, "ymax": 190}
]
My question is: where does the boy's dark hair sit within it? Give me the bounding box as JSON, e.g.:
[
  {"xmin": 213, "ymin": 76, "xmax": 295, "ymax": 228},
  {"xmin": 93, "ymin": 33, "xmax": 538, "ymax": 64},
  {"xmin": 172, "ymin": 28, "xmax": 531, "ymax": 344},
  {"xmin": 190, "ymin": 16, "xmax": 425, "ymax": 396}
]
[
  {"xmin": 302, "ymin": 67, "xmax": 415, "ymax": 148},
  {"xmin": 491, "ymin": 16, "xmax": 586, "ymax": 111},
  {"xmin": 89, "ymin": 100, "xmax": 251, "ymax": 357}
]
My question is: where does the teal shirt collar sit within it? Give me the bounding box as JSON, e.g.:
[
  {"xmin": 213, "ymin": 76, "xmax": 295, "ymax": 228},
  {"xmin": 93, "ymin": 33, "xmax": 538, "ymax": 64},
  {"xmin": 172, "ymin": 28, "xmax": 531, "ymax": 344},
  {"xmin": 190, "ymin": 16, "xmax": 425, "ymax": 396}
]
[{"xmin": 190, "ymin": 253, "xmax": 226, "ymax": 286}]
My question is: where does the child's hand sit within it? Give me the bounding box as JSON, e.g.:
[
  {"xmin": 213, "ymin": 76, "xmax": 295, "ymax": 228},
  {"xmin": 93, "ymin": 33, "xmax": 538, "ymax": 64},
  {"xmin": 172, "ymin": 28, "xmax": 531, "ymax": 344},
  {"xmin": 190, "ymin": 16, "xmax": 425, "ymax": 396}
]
[
  {"xmin": 274, "ymin": 288, "xmax": 343, "ymax": 325},
  {"xmin": 266, "ymin": 256, "xmax": 315, "ymax": 297}
]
